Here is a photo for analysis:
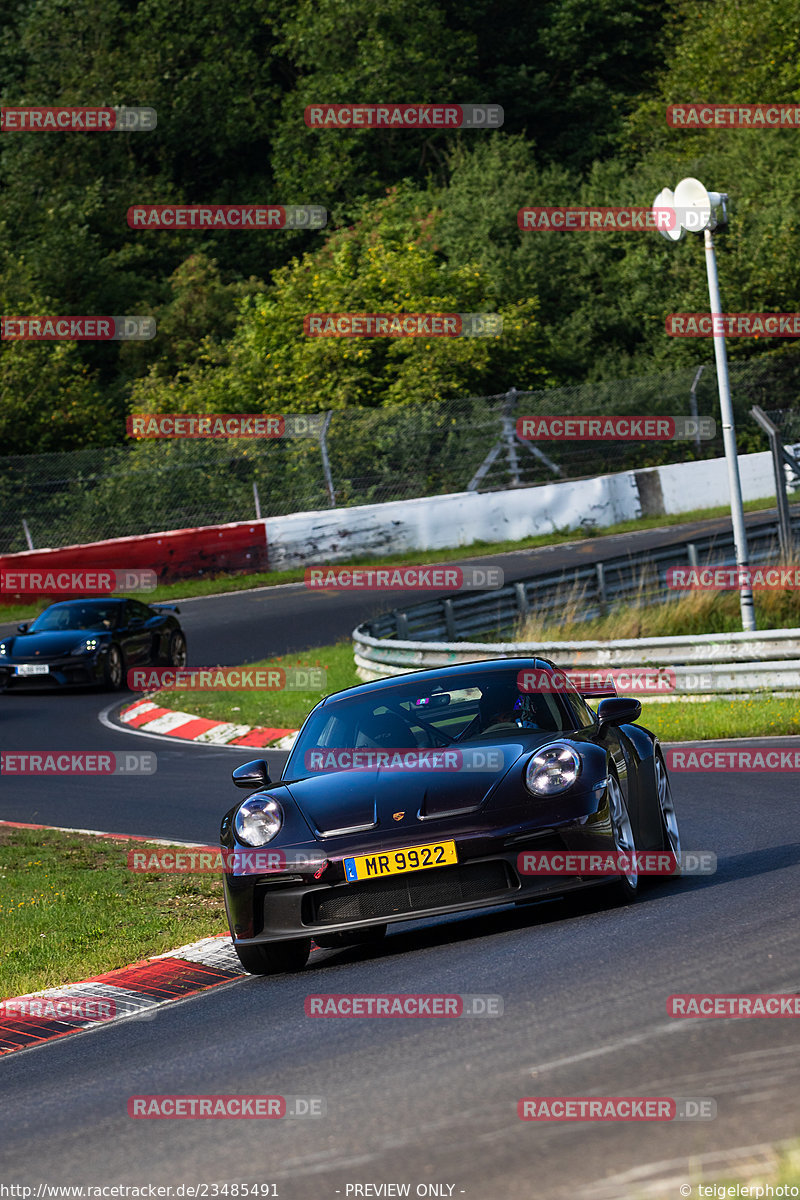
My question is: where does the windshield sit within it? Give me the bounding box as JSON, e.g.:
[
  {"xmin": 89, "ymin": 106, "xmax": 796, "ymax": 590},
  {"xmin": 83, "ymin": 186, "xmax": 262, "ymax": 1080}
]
[
  {"xmin": 285, "ymin": 668, "xmax": 583, "ymax": 779},
  {"xmin": 29, "ymin": 603, "xmax": 120, "ymax": 632}
]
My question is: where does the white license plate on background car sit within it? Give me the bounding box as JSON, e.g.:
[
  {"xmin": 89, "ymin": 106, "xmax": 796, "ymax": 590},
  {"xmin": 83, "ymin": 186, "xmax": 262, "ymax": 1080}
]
[{"xmin": 15, "ymin": 664, "xmax": 49, "ymax": 676}]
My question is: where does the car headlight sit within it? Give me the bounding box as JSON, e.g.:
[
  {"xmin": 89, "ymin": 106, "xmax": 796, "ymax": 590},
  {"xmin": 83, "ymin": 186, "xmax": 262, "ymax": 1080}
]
[
  {"xmin": 524, "ymin": 744, "xmax": 581, "ymax": 796},
  {"xmin": 0, "ymin": 642, "xmax": 7, "ymax": 656},
  {"xmin": 70, "ymin": 637, "xmax": 100, "ymax": 655},
  {"xmin": 234, "ymin": 793, "xmax": 283, "ymax": 846}
]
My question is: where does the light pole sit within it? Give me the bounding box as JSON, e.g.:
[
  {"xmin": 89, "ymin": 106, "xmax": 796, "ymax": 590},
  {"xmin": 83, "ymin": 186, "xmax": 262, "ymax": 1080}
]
[{"xmin": 653, "ymin": 178, "xmax": 756, "ymax": 633}]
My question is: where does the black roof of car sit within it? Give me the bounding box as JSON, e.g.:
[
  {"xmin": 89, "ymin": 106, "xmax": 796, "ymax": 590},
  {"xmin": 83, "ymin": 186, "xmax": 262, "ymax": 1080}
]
[
  {"xmin": 319, "ymin": 656, "xmax": 560, "ymax": 706},
  {"xmin": 41, "ymin": 597, "xmax": 127, "ymax": 608}
]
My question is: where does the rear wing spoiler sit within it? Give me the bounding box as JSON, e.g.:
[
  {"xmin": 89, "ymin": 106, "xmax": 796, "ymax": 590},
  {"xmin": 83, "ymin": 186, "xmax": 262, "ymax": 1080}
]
[{"xmin": 151, "ymin": 603, "xmax": 180, "ymax": 614}]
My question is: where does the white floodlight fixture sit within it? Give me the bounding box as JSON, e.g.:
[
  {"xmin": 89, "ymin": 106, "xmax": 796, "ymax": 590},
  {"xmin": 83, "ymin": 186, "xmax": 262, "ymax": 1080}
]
[
  {"xmin": 652, "ymin": 178, "xmax": 755, "ymax": 632},
  {"xmin": 652, "ymin": 187, "xmax": 684, "ymax": 242}
]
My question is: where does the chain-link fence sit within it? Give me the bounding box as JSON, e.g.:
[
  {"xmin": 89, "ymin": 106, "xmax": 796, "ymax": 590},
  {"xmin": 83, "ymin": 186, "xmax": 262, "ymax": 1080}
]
[{"xmin": 3, "ymin": 356, "xmax": 800, "ymax": 554}]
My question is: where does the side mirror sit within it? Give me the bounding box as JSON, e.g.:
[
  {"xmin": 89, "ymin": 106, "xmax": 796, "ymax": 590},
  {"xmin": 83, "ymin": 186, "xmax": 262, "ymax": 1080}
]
[
  {"xmin": 232, "ymin": 759, "xmax": 271, "ymax": 789},
  {"xmin": 596, "ymin": 697, "xmax": 642, "ymax": 728},
  {"xmin": 17, "ymin": 623, "xmax": 29, "ymax": 633}
]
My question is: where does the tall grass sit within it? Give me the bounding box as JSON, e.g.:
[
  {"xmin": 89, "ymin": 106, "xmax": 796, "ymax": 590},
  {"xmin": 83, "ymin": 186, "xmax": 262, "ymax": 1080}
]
[{"xmin": 517, "ymin": 572, "xmax": 800, "ymax": 641}]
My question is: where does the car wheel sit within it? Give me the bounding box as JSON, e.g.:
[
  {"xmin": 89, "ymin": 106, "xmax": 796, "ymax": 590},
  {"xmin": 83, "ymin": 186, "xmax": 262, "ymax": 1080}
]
[
  {"xmin": 314, "ymin": 924, "xmax": 387, "ymax": 950},
  {"xmin": 103, "ymin": 645, "xmax": 125, "ymax": 691},
  {"xmin": 654, "ymin": 750, "xmax": 681, "ymax": 870},
  {"xmin": 607, "ymin": 772, "xmax": 640, "ymax": 901},
  {"xmin": 167, "ymin": 631, "xmax": 187, "ymax": 669},
  {"xmin": 234, "ymin": 937, "xmax": 311, "ymax": 975}
]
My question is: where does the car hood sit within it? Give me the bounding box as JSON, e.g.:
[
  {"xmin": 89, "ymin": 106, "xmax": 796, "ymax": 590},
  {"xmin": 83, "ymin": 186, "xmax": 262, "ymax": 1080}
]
[
  {"xmin": 280, "ymin": 737, "xmax": 553, "ymax": 835},
  {"xmin": 2, "ymin": 631, "xmax": 100, "ymax": 658}
]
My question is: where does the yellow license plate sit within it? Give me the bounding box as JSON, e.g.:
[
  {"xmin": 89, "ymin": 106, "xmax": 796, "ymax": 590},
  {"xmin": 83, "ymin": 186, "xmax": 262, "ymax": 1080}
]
[{"xmin": 343, "ymin": 840, "xmax": 457, "ymax": 882}]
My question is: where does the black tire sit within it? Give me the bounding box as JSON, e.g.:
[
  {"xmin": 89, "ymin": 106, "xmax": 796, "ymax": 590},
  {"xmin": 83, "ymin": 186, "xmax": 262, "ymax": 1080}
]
[
  {"xmin": 234, "ymin": 937, "xmax": 311, "ymax": 975},
  {"xmin": 654, "ymin": 749, "xmax": 681, "ymax": 870},
  {"xmin": 314, "ymin": 924, "xmax": 387, "ymax": 950},
  {"xmin": 167, "ymin": 630, "xmax": 187, "ymax": 669},
  {"xmin": 102, "ymin": 644, "xmax": 125, "ymax": 691},
  {"xmin": 606, "ymin": 771, "xmax": 640, "ymax": 901}
]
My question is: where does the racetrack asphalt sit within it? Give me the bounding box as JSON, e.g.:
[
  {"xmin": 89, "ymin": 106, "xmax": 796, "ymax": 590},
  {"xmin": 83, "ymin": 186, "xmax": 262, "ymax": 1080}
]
[{"xmin": 1, "ymin": 510, "xmax": 799, "ymax": 1197}]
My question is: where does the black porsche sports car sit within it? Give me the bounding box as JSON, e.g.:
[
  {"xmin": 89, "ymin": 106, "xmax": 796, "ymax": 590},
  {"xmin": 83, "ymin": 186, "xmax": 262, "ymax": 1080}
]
[
  {"xmin": 221, "ymin": 657, "xmax": 681, "ymax": 974},
  {"xmin": 0, "ymin": 597, "xmax": 186, "ymax": 691}
]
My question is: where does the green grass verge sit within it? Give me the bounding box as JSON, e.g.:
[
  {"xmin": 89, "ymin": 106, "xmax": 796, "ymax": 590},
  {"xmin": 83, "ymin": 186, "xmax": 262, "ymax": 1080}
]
[
  {"xmin": 142, "ymin": 640, "xmax": 800, "ymax": 741},
  {"xmin": 146, "ymin": 640, "xmax": 357, "ymax": 730},
  {"xmin": 639, "ymin": 696, "xmax": 800, "ymax": 742},
  {"xmin": 0, "ymin": 828, "xmax": 226, "ymax": 1000},
  {"xmin": 1, "ymin": 493, "xmax": 793, "ymax": 625}
]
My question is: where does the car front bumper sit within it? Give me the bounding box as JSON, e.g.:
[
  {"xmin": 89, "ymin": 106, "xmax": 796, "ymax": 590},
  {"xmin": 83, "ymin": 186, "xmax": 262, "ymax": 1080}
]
[
  {"xmin": 223, "ymin": 797, "xmax": 622, "ymax": 946},
  {"xmin": 0, "ymin": 655, "xmax": 106, "ymax": 689}
]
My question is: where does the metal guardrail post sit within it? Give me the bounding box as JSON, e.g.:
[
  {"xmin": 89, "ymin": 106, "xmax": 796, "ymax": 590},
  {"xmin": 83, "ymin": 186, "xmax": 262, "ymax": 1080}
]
[
  {"xmin": 442, "ymin": 598, "xmax": 457, "ymax": 640},
  {"xmin": 595, "ymin": 562, "xmax": 607, "ymax": 615},
  {"xmin": 751, "ymin": 405, "xmax": 795, "ymax": 559},
  {"xmin": 515, "ymin": 580, "xmax": 529, "ymax": 618},
  {"xmin": 320, "ymin": 410, "xmax": 336, "ymax": 508}
]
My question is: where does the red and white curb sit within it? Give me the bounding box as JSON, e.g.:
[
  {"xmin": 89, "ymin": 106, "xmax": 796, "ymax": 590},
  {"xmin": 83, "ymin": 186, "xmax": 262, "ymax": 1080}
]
[
  {"xmin": 0, "ymin": 819, "xmax": 329, "ymax": 1056},
  {"xmin": 119, "ymin": 698, "xmax": 299, "ymax": 750},
  {"xmin": 0, "ymin": 934, "xmax": 247, "ymax": 1057},
  {"xmin": 0, "ymin": 821, "xmax": 248, "ymax": 1056}
]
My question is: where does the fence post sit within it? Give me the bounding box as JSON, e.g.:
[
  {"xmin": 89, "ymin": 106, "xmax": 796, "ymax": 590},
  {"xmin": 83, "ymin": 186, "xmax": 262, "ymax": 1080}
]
[
  {"xmin": 22, "ymin": 519, "xmax": 34, "ymax": 551},
  {"xmin": 320, "ymin": 411, "xmax": 336, "ymax": 508},
  {"xmin": 751, "ymin": 405, "xmax": 794, "ymax": 559},
  {"xmin": 252, "ymin": 481, "xmax": 261, "ymax": 519},
  {"xmin": 595, "ymin": 562, "xmax": 607, "ymax": 616}
]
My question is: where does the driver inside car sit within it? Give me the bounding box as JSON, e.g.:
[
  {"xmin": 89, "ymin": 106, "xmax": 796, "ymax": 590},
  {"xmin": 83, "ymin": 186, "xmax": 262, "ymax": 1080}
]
[{"xmin": 356, "ymin": 710, "xmax": 420, "ymax": 749}]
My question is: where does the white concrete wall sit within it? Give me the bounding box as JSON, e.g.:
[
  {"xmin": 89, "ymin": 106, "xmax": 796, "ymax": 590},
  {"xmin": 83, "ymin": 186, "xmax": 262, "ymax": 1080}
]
[
  {"xmin": 264, "ymin": 450, "xmax": 782, "ymax": 570},
  {"xmin": 639, "ymin": 450, "xmax": 774, "ymax": 514},
  {"xmin": 264, "ymin": 471, "xmax": 641, "ymax": 569}
]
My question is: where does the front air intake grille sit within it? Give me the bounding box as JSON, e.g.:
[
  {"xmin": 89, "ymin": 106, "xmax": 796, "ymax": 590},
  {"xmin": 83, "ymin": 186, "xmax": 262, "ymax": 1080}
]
[{"xmin": 305, "ymin": 861, "xmax": 514, "ymax": 926}]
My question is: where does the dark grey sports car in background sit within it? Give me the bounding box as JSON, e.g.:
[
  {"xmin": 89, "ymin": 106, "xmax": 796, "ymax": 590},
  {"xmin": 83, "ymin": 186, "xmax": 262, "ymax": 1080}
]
[
  {"xmin": 0, "ymin": 597, "xmax": 186, "ymax": 691},
  {"xmin": 221, "ymin": 657, "xmax": 681, "ymax": 974}
]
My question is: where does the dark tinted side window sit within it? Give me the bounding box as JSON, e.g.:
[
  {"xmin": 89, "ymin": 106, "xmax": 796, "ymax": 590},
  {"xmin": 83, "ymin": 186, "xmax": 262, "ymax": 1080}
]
[{"xmin": 562, "ymin": 689, "xmax": 596, "ymax": 730}]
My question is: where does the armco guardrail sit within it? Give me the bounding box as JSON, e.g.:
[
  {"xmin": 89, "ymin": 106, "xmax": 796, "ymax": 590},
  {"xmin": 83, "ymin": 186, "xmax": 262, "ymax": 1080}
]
[
  {"xmin": 353, "ymin": 512, "xmax": 800, "ymax": 694},
  {"xmin": 352, "ymin": 627, "xmax": 800, "ymax": 694},
  {"xmin": 357, "ymin": 513, "xmax": 799, "ymax": 644}
]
